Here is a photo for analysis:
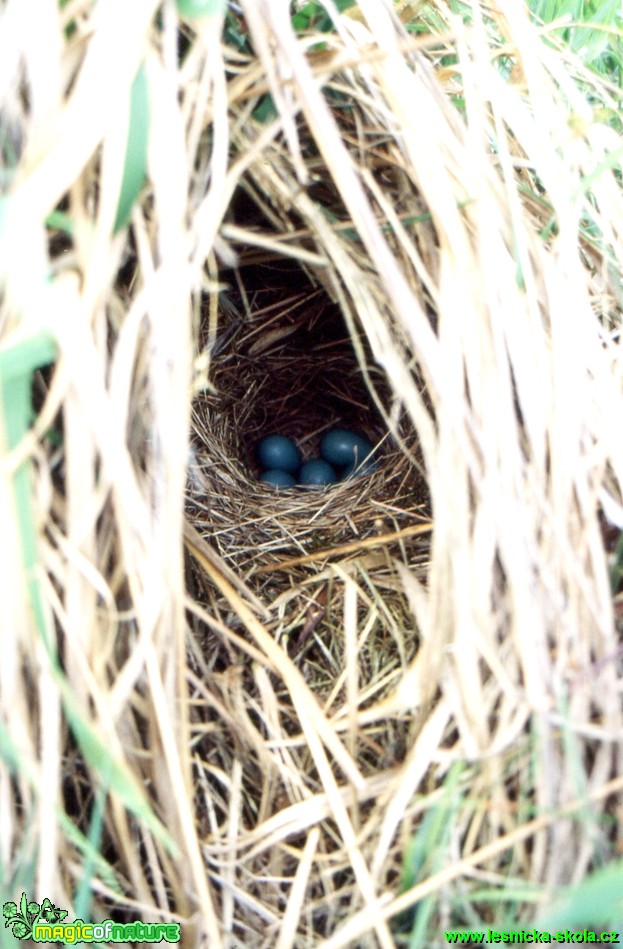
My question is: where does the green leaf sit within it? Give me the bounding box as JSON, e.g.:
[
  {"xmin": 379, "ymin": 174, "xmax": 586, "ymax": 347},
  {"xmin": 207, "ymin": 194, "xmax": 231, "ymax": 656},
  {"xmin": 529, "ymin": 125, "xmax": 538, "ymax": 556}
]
[
  {"xmin": 0, "ymin": 334, "xmax": 57, "ymax": 650},
  {"xmin": 176, "ymin": 0, "xmax": 224, "ymax": 17},
  {"xmin": 0, "ymin": 336, "xmax": 56, "ymax": 560},
  {"xmin": 538, "ymin": 861, "xmax": 623, "ymax": 929},
  {"xmin": 113, "ymin": 63, "xmax": 150, "ymax": 234},
  {"xmin": 252, "ymin": 93, "xmax": 277, "ymax": 124},
  {"xmin": 0, "ymin": 335, "xmax": 56, "ymax": 390},
  {"xmin": 396, "ymin": 764, "xmax": 464, "ymax": 938},
  {"xmin": 45, "ymin": 210, "xmax": 74, "ymax": 237},
  {"xmin": 73, "ymin": 762, "xmax": 110, "ymax": 921},
  {"xmin": 61, "ymin": 688, "xmax": 179, "ymax": 858},
  {"xmin": 224, "ymin": 14, "xmax": 251, "ymax": 53},
  {"xmin": 291, "ymin": 13, "xmax": 311, "ymax": 30}
]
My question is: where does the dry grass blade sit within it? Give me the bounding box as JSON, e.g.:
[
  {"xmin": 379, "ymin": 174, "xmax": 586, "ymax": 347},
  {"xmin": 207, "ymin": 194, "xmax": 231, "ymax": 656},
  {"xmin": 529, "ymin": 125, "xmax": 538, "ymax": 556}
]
[
  {"xmin": 320, "ymin": 774, "xmax": 623, "ymax": 949},
  {"xmin": 253, "ymin": 520, "xmax": 433, "ymax": 574},
  {"xmin": 2, "ymin": 0, "xmax": 623, "ymax": 944}
]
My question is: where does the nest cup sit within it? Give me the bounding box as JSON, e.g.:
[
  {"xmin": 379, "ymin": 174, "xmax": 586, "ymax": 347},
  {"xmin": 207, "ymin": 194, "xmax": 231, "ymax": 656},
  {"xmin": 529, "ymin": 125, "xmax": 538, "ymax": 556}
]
[{"xmin": 187, "ymin": 256, "xmax": 427, "ymax": 572}]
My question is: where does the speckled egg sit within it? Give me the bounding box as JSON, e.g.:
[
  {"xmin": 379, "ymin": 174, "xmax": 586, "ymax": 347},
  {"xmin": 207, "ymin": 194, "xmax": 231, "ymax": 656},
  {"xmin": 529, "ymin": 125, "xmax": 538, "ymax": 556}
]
[
  {"xmin": 257, "ymin": 435, "xmax": 301, "ymax": 474},
  {"xmin": 259, "ymin": 469, "xmax": 296, "ymax": 488},
  {"xmin": 299, "ymin": 458, "xmax": 338, "ymax": 487},
  {"xmin": 321, "ymin": 428, "xmax": 373, "ymax": 469}
]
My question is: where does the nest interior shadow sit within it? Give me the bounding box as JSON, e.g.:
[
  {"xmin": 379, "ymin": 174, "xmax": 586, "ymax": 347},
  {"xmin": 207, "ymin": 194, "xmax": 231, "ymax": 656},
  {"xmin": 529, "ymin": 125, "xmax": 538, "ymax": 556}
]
[
  {"xmin": 210, "ymin": 258, "xmax": 388, "ymax": 464},
  {"xmin": 187, "ymin": 253, "xmax": 429, "ymax": 574}
]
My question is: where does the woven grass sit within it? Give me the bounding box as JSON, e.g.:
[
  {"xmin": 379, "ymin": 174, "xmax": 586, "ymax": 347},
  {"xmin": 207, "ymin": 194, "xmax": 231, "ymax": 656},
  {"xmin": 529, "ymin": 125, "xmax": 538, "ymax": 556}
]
[{"xmin": 2, "ymin": 1, "xmax": 623, "ymax": 946}]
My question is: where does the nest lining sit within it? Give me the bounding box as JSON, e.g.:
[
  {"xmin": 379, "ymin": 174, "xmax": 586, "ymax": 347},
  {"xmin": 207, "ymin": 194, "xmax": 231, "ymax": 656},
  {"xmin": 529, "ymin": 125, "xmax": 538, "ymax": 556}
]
[{"xmin": 187, "ymin": 255, "xmax": 429, "ymax": 574}]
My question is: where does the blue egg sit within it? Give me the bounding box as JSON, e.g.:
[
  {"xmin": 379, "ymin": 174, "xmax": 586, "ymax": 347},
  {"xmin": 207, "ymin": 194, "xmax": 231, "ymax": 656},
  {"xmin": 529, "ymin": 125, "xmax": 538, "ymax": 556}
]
[
  {"xmin": 299, "ymin": 458, "xmax": 337, "ymax": 487},
  {"xmin": 341, "ymin": 456, "xmax": 378, "ymax": 480},
  {"xmin": 257, "ymin": 435, "xmax": 301, "ymax": 474},
  {"xmin": 259, "ymin": 469, "xmax": 296, "ymax": 488},
  {"xmin": 321, "ymin": 428, "xmax": 374, "ymax": 469}
]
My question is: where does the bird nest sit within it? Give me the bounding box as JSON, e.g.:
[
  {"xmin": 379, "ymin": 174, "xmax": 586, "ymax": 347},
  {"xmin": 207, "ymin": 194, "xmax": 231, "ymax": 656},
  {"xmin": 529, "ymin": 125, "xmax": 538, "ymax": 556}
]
[
  {"xmin": 184, "ymin": 255, "xmax": 433, "ymax": 811},
  {"xmin": 187, "ymin": 256, "xmax": 429, "ymax": 573},
  {"xmin": 4, "ymin": 1, "xmax": 623, "ymax": 945}
]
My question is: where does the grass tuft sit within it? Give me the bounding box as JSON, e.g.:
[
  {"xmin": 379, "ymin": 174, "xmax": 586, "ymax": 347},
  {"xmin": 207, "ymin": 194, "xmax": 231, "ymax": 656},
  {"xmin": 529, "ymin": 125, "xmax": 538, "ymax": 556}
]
[{"xmin": 1, "ymin": 0, "xmax": 623, "ymax": 944}]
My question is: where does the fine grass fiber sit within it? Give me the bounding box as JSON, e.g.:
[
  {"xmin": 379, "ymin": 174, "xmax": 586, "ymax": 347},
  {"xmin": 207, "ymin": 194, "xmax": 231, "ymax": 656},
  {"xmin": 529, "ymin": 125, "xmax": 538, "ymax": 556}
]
[{"xmin": 2, "ymin": 1, "xmax": 623, "ymax": 946}]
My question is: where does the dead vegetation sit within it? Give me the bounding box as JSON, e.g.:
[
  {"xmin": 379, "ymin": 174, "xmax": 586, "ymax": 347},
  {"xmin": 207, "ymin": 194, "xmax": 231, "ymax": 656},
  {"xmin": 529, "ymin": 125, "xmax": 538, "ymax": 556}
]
[{"xmin": 2, "ymin": 1, "xmax": 623, "ymax": 946}]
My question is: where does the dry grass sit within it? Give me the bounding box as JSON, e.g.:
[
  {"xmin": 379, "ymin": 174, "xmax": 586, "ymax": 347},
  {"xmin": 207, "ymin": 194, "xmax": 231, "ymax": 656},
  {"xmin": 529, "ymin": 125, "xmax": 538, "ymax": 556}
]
[{"xmin": 2, "ymin": 0, "xmax": 623, "ymax": 946}]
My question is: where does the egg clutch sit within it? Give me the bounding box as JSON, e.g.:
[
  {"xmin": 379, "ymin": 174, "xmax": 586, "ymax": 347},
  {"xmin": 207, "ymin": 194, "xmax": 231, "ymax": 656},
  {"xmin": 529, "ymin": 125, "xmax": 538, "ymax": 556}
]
[{"xmin": 257, "ymin": 429, "xmax": 377, "ymax": 489}]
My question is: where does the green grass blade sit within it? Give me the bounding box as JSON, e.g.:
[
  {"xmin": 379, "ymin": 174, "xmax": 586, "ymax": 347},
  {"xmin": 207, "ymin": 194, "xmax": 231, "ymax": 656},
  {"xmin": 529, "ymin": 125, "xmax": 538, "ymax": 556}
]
[{"xmin": 113, "ymin": 63, "xmax": 150, "ymax": 234}]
